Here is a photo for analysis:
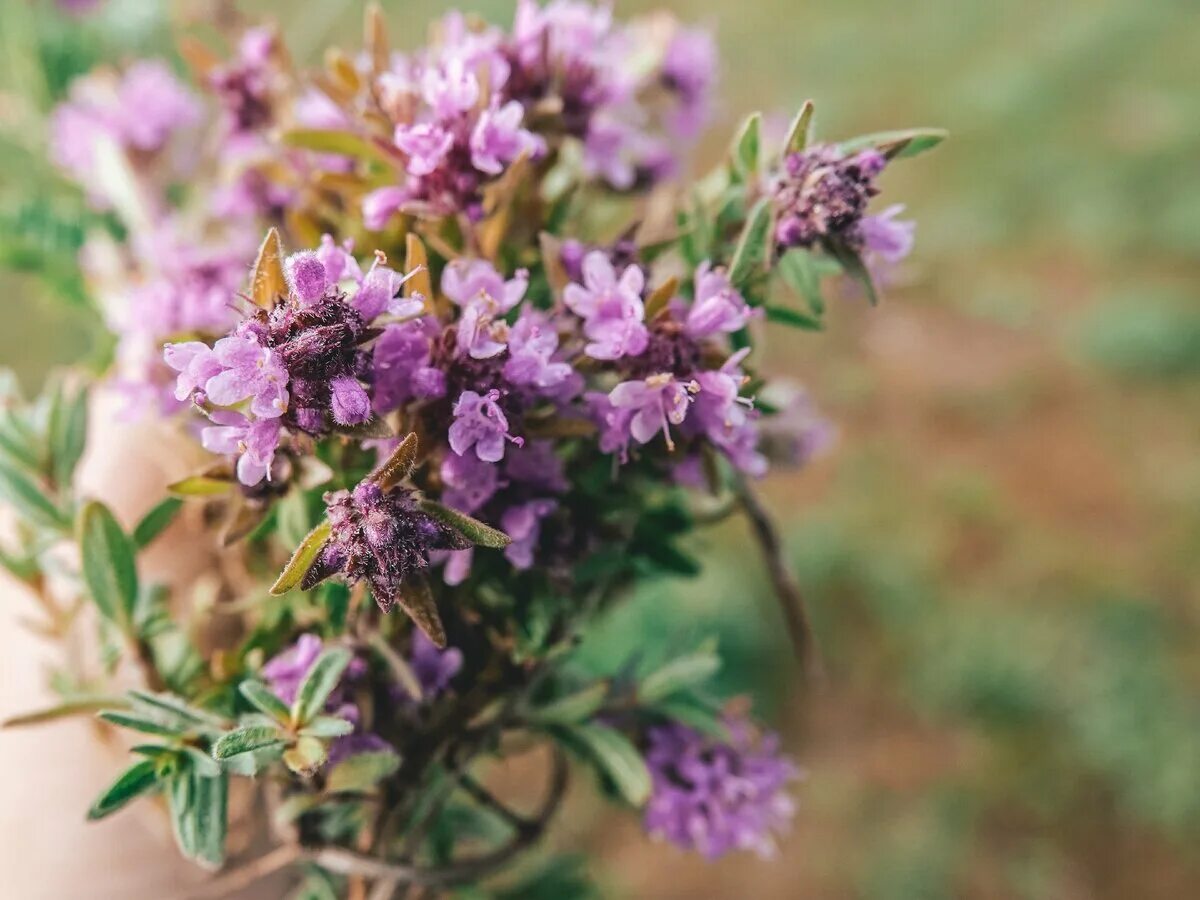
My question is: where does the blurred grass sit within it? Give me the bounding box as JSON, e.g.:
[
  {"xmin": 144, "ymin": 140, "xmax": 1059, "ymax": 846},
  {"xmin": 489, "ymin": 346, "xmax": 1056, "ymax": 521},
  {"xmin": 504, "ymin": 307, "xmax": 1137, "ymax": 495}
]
[{"xmin": 2, "ymin": 1, "xmax": 1199, "ymax": 898}]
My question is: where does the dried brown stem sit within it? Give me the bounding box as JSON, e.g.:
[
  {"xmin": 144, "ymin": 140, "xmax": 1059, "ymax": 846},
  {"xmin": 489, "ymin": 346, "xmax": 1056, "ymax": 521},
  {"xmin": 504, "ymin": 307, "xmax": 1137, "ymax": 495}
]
[{"xmin": 735, "ymin": 475, "xmax": 824, "ymax": 681}]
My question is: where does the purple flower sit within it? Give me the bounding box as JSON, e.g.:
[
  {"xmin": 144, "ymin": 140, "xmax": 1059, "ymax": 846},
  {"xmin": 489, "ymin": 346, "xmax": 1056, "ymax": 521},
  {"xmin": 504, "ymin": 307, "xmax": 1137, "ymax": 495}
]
[
  {"xmin": 302, "ymin": 480, "xmax": 471, "ymax": 618},
  {"xmin": 200, "ymin": 412, "xmax": 281, "ymax": 486},
  {"xmin": 503, "ymin": 310, "xmax": 573, "ymax": 390},
  {"xmin": 644, "ymin": 715, "xmax": 800, "ymax": 860},
  {"xmin": 261, "ymin": 633, "xmax": 325, "ymax": 705},
  {"xmin": 329, "ymin": 376, "xmax": 371, "ymax": 426},
  {"xmin": 317, "ymin": 234, "xmax": 363, "ymax": 284},
  {"xmin": 162, "ymin": 341, "xmax": 222, "ymax": 402},
  {"xmin": 501, "ymin": 499, "xmax": 556, "ymax": 569},
  {"xmin": 773, "ymin": 145, "xmax": 887, "ymax": 251},
  {"xmin": 608, "ymin": 374, "xmax": 698, "ymax": 451},
  {"xmin": 328, "ymin": 733, "xmax": 392, "ymax": 767},
  {"xmin": 505, "ymin": 440, "xmax": 569, "ymax": 493},
  {"xmin": 421, "ymin": 57, "xmax": 481, "ymax": 118},
  {"xmin": 409, "ymin": 630, "xmax": 463, "ymax": 699},
  {"xmin": 202, "ymin": 334, "xmax": 290, "ymax": 418},
  {"xmin": 395, "ymin": 122, "xmax": 455, "ymax": 177},
  {"xmin": 363, "ymin": 186, "xmax": 408, "ymax": 231},
  {"xmin": 662, "ymin": 27, "xmax": 717, "ymax": 139},
  {"xmin": 448, "ymin": 389, "xmax": 524, "ymax": 463},
  {"xmin": 756, "ymin": 382, "xmax": 836, "ymax": 470},
  {"xmin": 564, "ymin": 251, "xmax": 649, "ymax": 360},
  {"xmin": 372, "ymin": 320, "xmax": 444, "ymax": 412},
  {"xmin": 860, "ymin": 204, "xmax": 916, "ymax": 264},
  {"xmin": 470, "ymin": 100, "xmax": 545, "ymax": 175},
  {"xmin": 442, "ymin": 259, "xmax": 529, "ymax": 313},
  {"xmin": 285, "ymin": 251, "xmax": 330, "ymax": 304},
  {"xmin": 440, "ymin": 451, "xmax": 500, "ymax": 514},
  {"xmin": 685, "ymin": 264, "xmax": 756, "ymax": 339}
]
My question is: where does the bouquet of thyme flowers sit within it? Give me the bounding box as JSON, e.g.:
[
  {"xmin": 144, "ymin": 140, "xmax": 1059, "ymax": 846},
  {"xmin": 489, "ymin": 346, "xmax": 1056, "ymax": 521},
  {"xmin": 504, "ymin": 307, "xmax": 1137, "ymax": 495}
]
[{"xmin": 1, "ymin": 2, "xmax": 940, "ymax": 895}]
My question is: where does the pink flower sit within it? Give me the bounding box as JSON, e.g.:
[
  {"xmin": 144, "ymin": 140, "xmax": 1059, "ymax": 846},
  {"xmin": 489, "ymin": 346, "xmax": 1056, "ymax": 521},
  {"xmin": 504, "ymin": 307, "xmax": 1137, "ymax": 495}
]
[
  {"xmin": 470, "ymin": 100, "xmax": 545, "ymax": 175},
  {"xmin": 201, "ymin": 412, "xmax": 281, "ymax": 485},
  {"xmin": 608, "ymin": 373, "xmax": 698, "ymax": 451},
  {"xmin": 564, "ymin": 251, "xmax": 649, "ymax": 360},
  {"xmin": 860, "ymin": 204, "xmax": 916, "ymax": 264},
  {"xmin": 501, "ymin": 500, "xmax": 556, "ymax": 569},
  {"xmin": 503, "ymin": 310, "xmax": 573, "ymax": 390},
  {"xmin": 448, "ymin": 389, "xmax": 523, "ymax": 463},
  {"xmin": 685, "ymin": 263, "xmax": 756, "ymax": 339},
  {"xmin": 394, "ymin": 122, "xmax": 454, "ymax": 177},
  {"xmin": 202, "ymin": 334, "xmax": 290, "ymax": 418}
]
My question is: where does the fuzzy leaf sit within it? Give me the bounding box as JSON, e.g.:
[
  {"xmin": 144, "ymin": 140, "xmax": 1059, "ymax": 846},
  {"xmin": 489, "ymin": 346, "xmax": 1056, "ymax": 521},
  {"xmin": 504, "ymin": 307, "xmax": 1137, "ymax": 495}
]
[
  {"xmin": 783, "ymin": 100, "xmax": 815, "ymax": 155},
  {"xmin": 372, "ymin": 431, "xmax": 419, "ymax": 491},
  {"xmin": 839, "ymin": 127, "xmax": 947, "ymax": 160},
  {"xmin": 730, "ymin": 112, "xmax": 762, "ymax": 180},
  {"xmin": 181, "ymin": 746, "xmax": 222, "ymax": 778},
  {"xmin": 326, "ymin": 749, "xmax": 400, "ymax": 793},
  {"xmin": 99, "ymin": 710, "xmax": 185, "ymax": 738},
  {"xmin": 47, "ymin": 382, "xmax": 88, "ymax": 489},
  {"xmin": 87, "ymin": 760, "xmax": 160, "ymax": 820},
  {"xmin": 531, "ymin": 682, "xmax": 609, "ymax": 725},
  {"xmin": 368, "ymin": 634, "xmax": 424, "ymax": 701},
  {"xmin": 827, "ymin": 240, "xmax": 879, "ymax": 305},
  {"xmin": 3, "ymin": 695, "xmax": 125, "ymax": 728},
  {"xmin": 238, "ymin": 681, "xmax": 291, "ymax": 724},
  {"xmin": 283, "ymin": 735, "xmax": 328, "ymax": 777},
  {"xmin": 280, "ymin": 128, "xmax": 390, "ymax": 163},
  {"xmin": 249, "ymin": 228, "xmax": 287, "ymax": 309},
  {"xmin": 167, "ymin": 474, "xmax": 233, "ymax": 497},
  {"xmin": 639, "ymin": 648, "xmax": 721, "ymax": 703},
  {"xmin": 0, "ymin": 459, "xmax": 68, "ymax": 530},
  {"xmin": 270, "ymin": 519, "xmax": 332, "ymax": 595},
  {"xmin": 643, "ymin": 276, "xmax": 679, "ymax": 321},
  {"xmin": 299, "ymin": 715, "xmax": 355, "ymax": 739},
  {"xmin": 128, "ymin": 691, "xmax": 224, "ymax": 732},
  {"xmin": 777, "ymin": 248, "xmax": 826, "ymax": 316},
  {"xmin": 212, "ymin": 725, "xmax": 286, "ymax": 759},
  {"xmin": 291, "ymin": 647, "xmax": 353, "ymax": 725},
  {"xmin": 396, "ymin": 576, "xmax": 447, "ymax": 649},
  {"xmin": 78, "ymin": 501, "xmax": 138, "ymax": 628},
  {"xmin": 765, "ymin": 305, "xmax": 824, "ymax": 330},
  {"xmin": 560, "ymin": 724, "xmax": 651, "ymax": 807},
  {"xmin": 132, "ymin": 497, "xmax": 183, "ymax": 548},
  {"xmin": 728, "ymin": 197, "xmax": 774, "ymax": 291},
  {"xmin": 186, "ymin": 771, "xmax": 228, "ymax": 867},
  {"xmin": 418, "ymin": 500, "xmax": 511, "ymax": 549}
]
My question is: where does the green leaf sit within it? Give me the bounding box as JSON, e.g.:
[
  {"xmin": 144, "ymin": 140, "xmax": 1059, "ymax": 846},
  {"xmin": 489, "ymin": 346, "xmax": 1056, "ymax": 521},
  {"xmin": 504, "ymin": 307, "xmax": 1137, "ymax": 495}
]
[
  {"xmin": 87, "ymin": 760, "xmax": 160, "ymax": 820},
  {"xmin": 167, "ymin": 773, "xmax": 195, "ymax": 857},
  {"xmin": 167, "ymin": 475, "xmax": 233, "ymax": 497},
  {"xmin": 270, "ymin": 519, "xmax": 332, "ymax": 595},
  {"xmin": 291, "ymin": 647, "xmax": 352, "ymax": 725},
  {"xmin": 3, "ymin": 695, "xmax": 125, "ymax": 728},
  {"xmin": 372, "ymin": 431, "xmax": 420, "ymax": 491},
  {"xmin": 777, "ymin": 248, "xmax": 826, "ymax": 316},
  {"xmin": 280, "ymin": 128, "xmax": 392, "ymax": 164},
  {"xmin": 530, "ymin": 682, "xmax": 610, "ymax": 725},
  {"xmin": 730, "ymin": 112, "xmax": 761, "ymax": 180},
  {"xmin": 559, "ymin": 724, "xmax": 651, "ymax": 807},
  {"xmin": 180, "ymin": 746, "xmax": 221, "ymax": 778},
  {"xmin": 728, "ymin": 198, "xmax": 774, "ymax": 291},
  {"xmin": 326, "ymin": 749, "xmax": 401, "ymax": 793},
  {"xmin": 132, "ymin": 497, "xmax": 182, "ymax": 548},
  {"xmin": 99, "ymin": 710, "xmax": 185, "ymax": 738},
  {"xmin": 653, "ymin": 695, "xmax": 729, "ymax": 740},
  {"xmin": 0, "ymin": 410, "xmax": 40, "ymax": 472},
  {"xmin": 640, "ymin": 649, "xmax": 722, "ymax": 703},
  {"xmin": 189, "ymin": 772, "xmax": 228, "ymax": 867},
  {"xmin": 283, "ymin": 735, "xmax": 328, "ymax": 776},
  {"xmin": 78, "ymin": 501, "xmax": 138, "ymax": 628},
  {"xmin": 783, "ymin": 100, "xmax": 815, "ymax": 155},
  {"xmin": 838, "ymin": 127, "xmax": 947, "ymax": 160},
  {"xmin": 765, "ymin": 305, "xmax": 824, "ymax": 330},
  {"xmin": 238, "ymin": 681, "xmax": 291, "ymax": 724},
  {"xmin": 417, "ymin": 500, "xmax": 511, "ymax": 549},
  {"xmin": 127, "ymin": 691, "xmax": 224, "ymax": 732},
  {"xmin": 212, "ymin": 725, "xmax": 286, "ymax": 759},
  {"xmin": 299, "ymin": 715, "xmax": 355, "ymax": 739},
  {"xmin": 47, "ymin": 383, "xmax": 88, "ymax": 489},
  {"xmin": 0, "ymin": 458, "xmax": 68, "ymax": 530},
  {"xmin": 827, "ymin": 240, "xmax": 879, "ymax": 305}
]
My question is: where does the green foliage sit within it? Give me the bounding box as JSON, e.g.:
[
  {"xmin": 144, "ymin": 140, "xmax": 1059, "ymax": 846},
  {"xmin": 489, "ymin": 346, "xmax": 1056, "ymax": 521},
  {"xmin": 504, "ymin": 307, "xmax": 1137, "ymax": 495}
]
[{"xmin": 78, "ymin": 501, "xmax": 139, "ymax": 629}]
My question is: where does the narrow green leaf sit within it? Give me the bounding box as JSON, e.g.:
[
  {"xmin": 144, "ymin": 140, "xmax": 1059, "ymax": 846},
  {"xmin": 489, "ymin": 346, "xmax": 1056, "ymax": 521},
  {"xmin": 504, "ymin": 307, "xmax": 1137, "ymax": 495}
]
[
  {"xmin": 180, "ymin": 746, "xmax": 221, "ymax": 778},
  {"xmin": 3, "ymin": 695, "xmax": 125, "ymax": 728},
  {"xmin": 0, "ymin": 459, "xmax": 68, "ymax": 530},
  {"xmin": 530, "ymin": 682, "xmax": 609, "ymax": 725},
  {"xmin": 299, "ymin": 715, "xmax": 355, "ymax": 739},
  {"xmin": 838, "ymin": 127, "xmax": 947, "ymax": 160},
  {"xmin": 372, "ymin": 432, "xmax": 419, "ymax": 491},
  {"xmin": 212, "ymin": 725, "xmax": 286, "ymax": 759},
  {"xmin": 640, "ymin": 650, "xmax": 721, "ymax": 703},
  {"xmin": 418, "ymin": 500, "xmax": 511, "ymax": 549},
  {"xmin": 132, "ymin": 497, "xmax": 183, "ymax": 548},
  {"xmin": 270, "ymin": 519, "xmax": 332, "ymax": 595},
  {"xmin": 48, "ymin": 383, "xmax": 88, "ymax": 489},
  {"xmin": 326, "ymin": 749, "xmax": 400, "ymax": 793},
  {"xmin": 653, "ymin": 695, "xmax": 729, "ymax": 740},
  {"xmin": 280, "ymin": 128, "xmax": 392, "ymax": 164},
  {"xmin": 99, "ymin": 710, "xmax": 185, "ymax": 738},
  {"xmin": 291, "ymin": 647, "xmax": 353, "ymax": 725},
  {"xmin": 777, "ymin": 248, "xmax": 826, "ymax": 316},
  {"xmin": 78, "ymin": 501, "xmax": 138, "ymax": 628},
  {"xmin": 560, "ymin": 724, "xmax": 651, "ymax": 807},
  {"xmin": 728, "ymin": 198, "xmax": 774, "ymax": 291},
  {"xmin": 128, "ymin": 691, "xmax": 224, "ymax": 731},
  {"xmin": 238, "ymin": 681, "xmax": 291, "ymax": 723},
  {"xmin": 783, "ymin": 100, "xmax": 815, "ymax": 155},
  {"xmin": 0, "ymin": 410, "xmax": 40, "ymax": 472},
  {"xmin": 87, "ymin": 760, "xmax": 160, "ymax": 820},
  {"xmin": 730, "ymin": 112, "xmax": 761, "ymax": 180},
  {"xmin": 827, "ymin": 240, "xmax": 879, "ymax": 305},
  {"xmin": 167, "ymin": 475, "xmax": 233, "ymax": 497},
  {"xmin": 167, "ymin": 772, "xmax": 196, "ymax": 858},
  {"xmin": 765, "ymin": 305, "xmax": 824, "ymax": 330},
  {"xmin": 189, "ymin": 771, "xmax": 228, "ymax": 867}
]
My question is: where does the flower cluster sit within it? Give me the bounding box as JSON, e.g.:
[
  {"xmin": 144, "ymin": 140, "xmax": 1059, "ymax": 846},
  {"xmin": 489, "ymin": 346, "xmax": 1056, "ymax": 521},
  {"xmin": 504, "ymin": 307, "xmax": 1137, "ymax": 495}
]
[{"xmin": 644, "ymin": 716, "xmax": 800, "ymax": 860}]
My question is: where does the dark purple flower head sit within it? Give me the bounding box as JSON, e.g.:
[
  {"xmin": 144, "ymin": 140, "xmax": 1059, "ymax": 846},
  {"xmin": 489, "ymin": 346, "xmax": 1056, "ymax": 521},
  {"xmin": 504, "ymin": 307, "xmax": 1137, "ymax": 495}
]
[
  {"xmin": 303, "ymin": 480, "xmax": 471, "ymax": 615},
  {"xmin": 773, "ymin": 145, "xmax": 887, "ymax": 252},
  {"xmin": 644, "ymin": 715, "xmax": 800, "ymax": 860}
]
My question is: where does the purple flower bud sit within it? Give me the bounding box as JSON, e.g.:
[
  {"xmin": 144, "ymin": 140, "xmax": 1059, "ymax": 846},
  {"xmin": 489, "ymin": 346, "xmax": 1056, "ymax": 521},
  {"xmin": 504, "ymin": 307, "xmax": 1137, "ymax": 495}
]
[
  {"xmin": 329, "ymin": 376, "xmax": 371, "ymax": 425},
  {"xmin": 286, "ymin": 251, "xmax": 331, "ymax": 304},
  {"xmin": 772, "ymin": 144, "xmax": 887, "ymax": 251},
  {"xmin": 644, "ymin": 714, "xmax": 800, "ymax": 860}
]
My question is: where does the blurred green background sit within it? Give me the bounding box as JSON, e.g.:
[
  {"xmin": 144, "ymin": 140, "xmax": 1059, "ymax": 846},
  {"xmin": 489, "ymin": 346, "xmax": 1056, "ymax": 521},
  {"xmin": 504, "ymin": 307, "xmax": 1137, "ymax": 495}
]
[{"xmin": 2, "ymin": 1, "xmax": 1199, "ymax": 897}]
